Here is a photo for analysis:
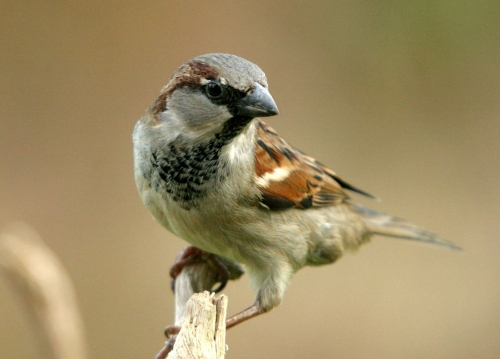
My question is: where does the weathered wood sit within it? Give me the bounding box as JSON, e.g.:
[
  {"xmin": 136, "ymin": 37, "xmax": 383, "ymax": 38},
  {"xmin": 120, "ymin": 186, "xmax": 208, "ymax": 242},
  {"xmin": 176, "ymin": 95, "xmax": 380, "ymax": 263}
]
[
  {"xmin": 168, "ymin": 291, "xmax": 228, "ymax": 359},
  {"xmin": 154, "ymin": 250, "xmax": 244, "ymax": 359},
  {"xmin": 173, "ymin": 253, "xmax": 244, "ymax": 326}
]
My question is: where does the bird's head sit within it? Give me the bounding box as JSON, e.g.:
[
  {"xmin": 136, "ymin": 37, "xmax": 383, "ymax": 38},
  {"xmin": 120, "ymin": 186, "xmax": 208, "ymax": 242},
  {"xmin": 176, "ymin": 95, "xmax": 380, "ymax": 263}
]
[{"xmin": 146, "ymin": 53, "xmax": 279, "ymax": 143}]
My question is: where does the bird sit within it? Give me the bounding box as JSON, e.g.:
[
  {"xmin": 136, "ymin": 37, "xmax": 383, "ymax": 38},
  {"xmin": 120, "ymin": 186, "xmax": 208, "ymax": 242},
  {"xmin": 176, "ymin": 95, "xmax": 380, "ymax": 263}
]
[{"xmin": 133, "ymin": 53, "xmax": 460, "ymax": 329}]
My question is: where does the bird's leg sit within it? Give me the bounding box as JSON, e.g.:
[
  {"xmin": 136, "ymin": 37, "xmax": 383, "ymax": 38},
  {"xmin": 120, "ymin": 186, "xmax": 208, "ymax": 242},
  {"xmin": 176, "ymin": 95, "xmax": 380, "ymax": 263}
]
[
  {"xmin": 225, "ymin": 304, "xmax": 262, "ymax": 329},
  {"xmin": 226, "ymin": 267, "xmax": 288, "ymax": 329},
  {"xmin": 157, "ymin": 248, "xmax": 247, "ymax": 358},
  {"xmin": 169, "ymin": 246, "xmax": 202, "ymax": 281},
  {"xmin": 169, "ymin": 246, "xmax": 230, "ymax": 293},
  {"xmin": 205, "ymin": 254, "xmax": 230, "ymax": 293},
  {"xmin": 160, "ymin": 246, "xmax": 239, "ymax": 355},
  {"xmin": 224, "ymin": 262, "xmax": 291, "ymax": 329},
  {"xmin": 164, "ymin": 325, "xmax": 180, "ymax": 338},
  {"xmin": 155, "ymin": 340, "xmax": 175, "ymax": 359},
  {"xmin": 166, "ymin": 305, "xmax": 262, "ymax": 333}
]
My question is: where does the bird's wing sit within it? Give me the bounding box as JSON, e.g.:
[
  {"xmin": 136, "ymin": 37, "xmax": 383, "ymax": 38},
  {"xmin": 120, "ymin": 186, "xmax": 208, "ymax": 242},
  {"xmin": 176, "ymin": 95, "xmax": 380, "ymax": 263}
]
[{"xmin": 254, "ymin": 120, "xmax": 376, "ymax": 210}]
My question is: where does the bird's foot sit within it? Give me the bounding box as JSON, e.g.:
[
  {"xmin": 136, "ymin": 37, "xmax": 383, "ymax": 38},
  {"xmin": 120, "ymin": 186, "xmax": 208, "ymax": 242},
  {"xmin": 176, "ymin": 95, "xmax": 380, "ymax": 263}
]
[
  {"xmin": 169, "ymin": 246, "xmax": 235, "ymax": 293},
  {"xmin": 164, "ymin": 324, "xmax": 181, "ymax": 338}
]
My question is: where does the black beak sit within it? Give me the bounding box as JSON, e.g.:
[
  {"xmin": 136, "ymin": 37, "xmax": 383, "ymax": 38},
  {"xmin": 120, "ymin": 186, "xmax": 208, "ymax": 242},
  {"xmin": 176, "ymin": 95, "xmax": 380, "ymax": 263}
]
[{"xmin": 232, "ymin": 83, "xmax": 279, "ymax": 118}]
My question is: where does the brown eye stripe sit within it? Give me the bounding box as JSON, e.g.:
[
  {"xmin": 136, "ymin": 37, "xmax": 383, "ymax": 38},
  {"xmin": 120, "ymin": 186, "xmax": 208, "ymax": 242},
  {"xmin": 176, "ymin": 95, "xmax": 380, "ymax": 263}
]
[
  {"xmin": 151, "ymin": 61, "xmax": 220, "ymax": 115},
  {"xmin": 151, "ymin": 91, "xmax": 169, "ymax": 114},
  {"xmin": 172, "ymin": 61, "xmax": 219, "ymax": 90}
]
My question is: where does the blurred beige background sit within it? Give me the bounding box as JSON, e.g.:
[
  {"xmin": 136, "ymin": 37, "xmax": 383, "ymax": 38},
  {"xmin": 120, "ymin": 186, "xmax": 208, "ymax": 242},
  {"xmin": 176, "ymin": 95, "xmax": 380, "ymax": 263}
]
[{"xmin": 1, "ymin": 1, "xmax": 499, "ymax": 358}]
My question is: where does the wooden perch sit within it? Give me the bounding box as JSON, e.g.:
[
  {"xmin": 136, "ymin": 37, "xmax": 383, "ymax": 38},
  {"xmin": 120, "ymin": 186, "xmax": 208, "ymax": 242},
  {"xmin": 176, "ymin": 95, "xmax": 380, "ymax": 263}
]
[
  {"xmin": 156, "ymin": 248, "xmax": 244, "ymax": 359},
  {"xmin": 173, "ymin": 255, "xmax": 244, "ymax": 326},
  {"xmin": 0, "ymin": 223, "xmax": 88, "ymax": 359},
  {"xmin": 168, "ymin": 291, "xmax": 228, "ymax": 359}
]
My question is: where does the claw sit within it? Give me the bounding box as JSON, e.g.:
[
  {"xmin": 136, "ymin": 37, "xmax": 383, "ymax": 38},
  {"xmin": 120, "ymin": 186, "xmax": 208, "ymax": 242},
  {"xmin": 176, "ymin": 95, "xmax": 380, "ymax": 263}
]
[
  {"xmin": 169, "ymin": 246, "xmax": 232, "ymax": 294},
  {"xmin": 164, "ymin": 325, "xmax": 180, "ymax": 338}
]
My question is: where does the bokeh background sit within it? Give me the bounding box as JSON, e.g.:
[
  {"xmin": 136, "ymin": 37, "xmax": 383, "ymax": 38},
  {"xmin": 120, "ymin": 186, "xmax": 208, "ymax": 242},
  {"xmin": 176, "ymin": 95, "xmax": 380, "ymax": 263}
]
[{"xmin": 1, "ymin": 1, "xmax": 499, "ymax": 358}]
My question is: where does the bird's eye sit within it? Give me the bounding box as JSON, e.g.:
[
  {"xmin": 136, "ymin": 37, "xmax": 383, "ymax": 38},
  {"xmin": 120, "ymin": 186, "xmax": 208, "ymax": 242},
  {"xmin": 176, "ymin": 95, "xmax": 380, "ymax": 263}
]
[{"xmin": 205, "ymin": 81, "xmax": 223, "ymax": 98}]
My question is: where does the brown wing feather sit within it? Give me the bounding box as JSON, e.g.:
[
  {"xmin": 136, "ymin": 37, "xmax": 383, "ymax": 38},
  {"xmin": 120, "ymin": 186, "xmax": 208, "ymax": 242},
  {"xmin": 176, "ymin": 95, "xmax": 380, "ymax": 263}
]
[{"xmin": 254, "ymin": 120, "xmax": 350, "ymax": 210}]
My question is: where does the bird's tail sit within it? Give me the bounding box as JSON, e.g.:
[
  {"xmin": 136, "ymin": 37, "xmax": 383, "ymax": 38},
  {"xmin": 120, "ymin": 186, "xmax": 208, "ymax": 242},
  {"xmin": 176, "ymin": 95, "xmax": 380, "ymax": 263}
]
[{"xmin": 353, "ymin": 204, "xmax": 462, "ymax": 251}]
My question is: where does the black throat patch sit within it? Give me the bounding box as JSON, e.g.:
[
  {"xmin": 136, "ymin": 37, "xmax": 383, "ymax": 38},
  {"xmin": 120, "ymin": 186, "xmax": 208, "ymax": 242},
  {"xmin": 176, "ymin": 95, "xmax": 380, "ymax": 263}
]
[{"xmin": 146, "ymin": 116, "xmax": 253, "ymax": 209}]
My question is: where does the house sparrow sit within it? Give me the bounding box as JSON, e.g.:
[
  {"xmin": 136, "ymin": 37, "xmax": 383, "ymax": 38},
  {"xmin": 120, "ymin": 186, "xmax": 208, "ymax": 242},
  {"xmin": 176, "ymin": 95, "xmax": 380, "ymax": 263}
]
[{"xmin": 133, "ymin": 53, "xmax": 460, "ymax": 328}]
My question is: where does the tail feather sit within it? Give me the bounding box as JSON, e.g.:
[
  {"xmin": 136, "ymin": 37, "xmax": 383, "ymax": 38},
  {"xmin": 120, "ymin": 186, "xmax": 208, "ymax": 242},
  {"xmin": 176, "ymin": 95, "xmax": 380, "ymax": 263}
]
[{"xmin": 354, "ymin": 204, "xmax": 462, "ymax": 251}]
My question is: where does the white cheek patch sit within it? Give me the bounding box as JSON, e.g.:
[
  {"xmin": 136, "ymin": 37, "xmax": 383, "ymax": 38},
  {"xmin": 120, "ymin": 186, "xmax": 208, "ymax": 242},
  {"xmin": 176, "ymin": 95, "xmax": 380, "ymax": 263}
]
[
  {"xmin": 256, "ymin": 167, "xmax": 291, "ymax": 188},
  {"xmin": 157, "ymin": 111, "xmax": 186, "ymax": 141}
]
